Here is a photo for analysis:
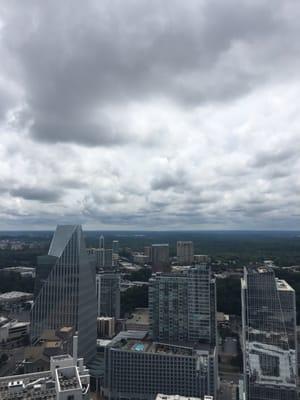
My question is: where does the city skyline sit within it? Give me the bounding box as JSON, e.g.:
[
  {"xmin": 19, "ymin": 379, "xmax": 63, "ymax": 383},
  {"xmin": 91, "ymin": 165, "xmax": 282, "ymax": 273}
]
[{"xmin": 0, "ymin": 1, "xmax": 300, "ymax": 230}]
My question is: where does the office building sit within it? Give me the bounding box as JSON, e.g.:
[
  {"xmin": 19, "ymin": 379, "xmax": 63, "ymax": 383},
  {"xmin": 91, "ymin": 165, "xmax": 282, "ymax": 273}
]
[
  {"xmin": 0, "ymin": 350, "xmax": 90, "ymax": 400},
  {"xmin": 96, "ymin": 272, "xmax": 120, "ymax": 319},
  {"xmin": 99, "ymin": 234, "xmax": 105, "ymax": 249},
  {"xmin": 97, "ymin": 317, "xmax": 115, "ymax": 339},
  {"xmin": 90, "ymin": 248, "xmax": 113, "ymax": 269},
  {"xmin": 144, "ymin": 246, "xmax": 152, "ymax": 262},
  {"xmin": 151, "ymin": 244, "xmax": 169, "ymax": 272},
  {"xmin": 149, "ymin": 264, "xmax": 217, "ymax": 346},
  {"xmin": 112, "ymin": 240, "xmax": 119, "ymax": 255},
  {"xmin": 31, "ymin": 225, "xmax": 97, "ymax": 363},
  {"xmin": 177, "ymin": 241, "xmax": 194, "ymax": 265},
  {"xmin": 102, "ymin": 331, "xmax": 217, "ymax": 400},
  {"xmin": 241, "ymin": 265, "xmax": 297, "ymax": 400},
  {"xmin": 0, "ymin": 320, "xmax": 30, "ymax": 343}
]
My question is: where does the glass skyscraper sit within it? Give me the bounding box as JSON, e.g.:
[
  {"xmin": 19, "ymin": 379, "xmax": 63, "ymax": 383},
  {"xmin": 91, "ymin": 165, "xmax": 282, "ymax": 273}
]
[
  {"xmin": 31, "ymin": 225, "xmax": 97, "ymax": 362},
  {"xmin": 241, "ymin": 265, "xmax": 297, "ymax": 400}
]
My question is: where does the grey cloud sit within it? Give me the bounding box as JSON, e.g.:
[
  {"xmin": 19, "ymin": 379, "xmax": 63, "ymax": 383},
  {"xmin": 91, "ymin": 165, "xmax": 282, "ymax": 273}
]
[
  {"xmin": 10, "ymin": 187, "xmax": 63, "ymax": 202},
  {"xmin": 1, "ymin": 0, "xmax": 299, "ymax": 146},
  {"xmin": 151, "ymin": 170, "xmax": 188, "ymax": 191},
  {"xmin": 250, "ymin": 147, "xmax": 299, "ymax": 168}
]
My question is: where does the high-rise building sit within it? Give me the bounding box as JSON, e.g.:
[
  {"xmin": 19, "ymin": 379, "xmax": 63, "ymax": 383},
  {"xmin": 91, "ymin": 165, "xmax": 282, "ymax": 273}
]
[
  {"xmin": 99, "ymin": 234, "xmax": 105, "ymax": 249},
  {"xmin": 103, "ymin": 331, "xmax": 217, "ymax": 400},
  {"xmin": 96, "ymin": 272, "xmax": 120, "ymax": 319},
  {"xmin": 241, "ymin": 265, "xmax": 297, "ymax": 400},
  {"xmin": 112, "ymin": 240, "xmax": 119, "ymax": 255},
  {"xmin": 31, "ymin": 225, "xmax": 97, "ymax": 362},
  {"xmin": 88, "ymin": 248, "xmax": 113, "ymax": 269},
  {"xmin": 177, "ymin": 241, "xmax": 194, "ymax": 265},
  {"xmin": 151, "ymin": 244, "xmax": 169, "ymax": 272},
  {"xmin": 144, "ymin": 246, "xmax": 152, "ymax": 262},
  {"xmin": 149, "ymin": 264, "xmax": 217, "ymax": 346}
]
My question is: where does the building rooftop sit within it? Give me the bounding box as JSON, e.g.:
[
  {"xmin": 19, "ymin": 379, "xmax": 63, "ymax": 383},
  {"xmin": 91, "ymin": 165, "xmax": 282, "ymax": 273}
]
[
  {"xmin": 126, "ymin": 308, "xmax": 149, "ymax": 326},
  {"xmin": 56, "ymin": 366, "xmax": 81, "ymax": 392},
  {"xmin": 0, "ymin": 291, "xmax": 33, "ymax": 302},
  {"xmin": 110, "ymin": 331, "xmax": 212, "ymax": 356},
  {"xmin": 0, "ymin": 354, "xmax": 89, "ymax": 399},
  {"xmin": 276, "ymin": 278, "xmax": 294, "ymax": 292}
]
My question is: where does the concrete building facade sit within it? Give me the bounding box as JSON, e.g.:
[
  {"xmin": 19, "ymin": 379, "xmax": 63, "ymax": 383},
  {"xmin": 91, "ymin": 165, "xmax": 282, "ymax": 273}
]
[
  {"xmin": 103, "ymin": 331, "xmax": 217, "ymax": 400},
  {"xmin": 149, "ymin": 264, "xmax": 217, "ymax": 346}
]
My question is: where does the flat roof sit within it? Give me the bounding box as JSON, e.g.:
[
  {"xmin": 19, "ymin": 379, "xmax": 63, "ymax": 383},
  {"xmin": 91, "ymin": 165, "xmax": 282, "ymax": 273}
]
[
  {"xmin": 127, "ymin": 308, "xmax": 149, "ymax": 325},
  {"xmin": 57, "ymin": 366, "xmax": 81, "ymax": 391},
  {"xmin": 0, "ymin": 291, "xmax": 33, "ymax": 300},
  {"xmin": 276, "ymin": 278, "xmax": 294, "ymax": 292},
  {"xmin": 110, "ymin": 331, "xmax": 212, "ymax": 356}
]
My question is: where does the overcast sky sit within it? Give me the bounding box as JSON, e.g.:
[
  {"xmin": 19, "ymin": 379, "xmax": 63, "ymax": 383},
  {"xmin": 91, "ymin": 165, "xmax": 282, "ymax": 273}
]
[{"xmin": 0, "ymin": 0, "xmax": 300, "ymax": 230}]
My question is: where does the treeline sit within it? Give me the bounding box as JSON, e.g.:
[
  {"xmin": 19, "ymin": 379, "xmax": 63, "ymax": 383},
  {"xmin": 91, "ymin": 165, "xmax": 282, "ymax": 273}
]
[
  {"xmin": 0, "ymin": 248, "xmax": 45, "ymax": 269},
  {"xmin": 0, "ymin": 272, "xmax": 34, "ymax": 293},
  {"xmin": 121, "ymin": 272, "xmax": 300, "ymax": 323}
]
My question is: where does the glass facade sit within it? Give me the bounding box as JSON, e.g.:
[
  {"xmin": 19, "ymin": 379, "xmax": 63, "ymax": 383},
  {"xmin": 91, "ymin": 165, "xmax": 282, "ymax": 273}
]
[
  {"xmin": 241, "ymin": 265, "xmax": 297, "ymax": 400},
  {"xmin": 31, "ymin": 225, "xmax": 96, "ymax": 362}
]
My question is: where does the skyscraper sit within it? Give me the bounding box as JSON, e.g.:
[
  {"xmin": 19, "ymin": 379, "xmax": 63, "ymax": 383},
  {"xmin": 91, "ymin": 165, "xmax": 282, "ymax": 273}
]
[
  {"xmin": 151, "ymin": 243, "xmax": 170, "ymax": 272},
  {"xmin": 241, "ymin": 265, "xmax": 297, "ymax": 400},
  {"xmin": 177, "ymin": 241, "xmax": 194, "ymax": 265},
  {"xmin": 99, "ymin": 234, "xmax": 105, "ymax": 249},
  {"xmin": 112, "ymin": 240, "xmax": 119, "ymax": 255},
  {"xmin": 96, "ymin": 271, "xmax": 120, "ymax": 319},
  {"xmin": 31, "ymin": 225, "xmax": 97, "ymax": 362},
  {"xmin": 149, "ymin": 263, "xmax": 217, "ymax": 345}
]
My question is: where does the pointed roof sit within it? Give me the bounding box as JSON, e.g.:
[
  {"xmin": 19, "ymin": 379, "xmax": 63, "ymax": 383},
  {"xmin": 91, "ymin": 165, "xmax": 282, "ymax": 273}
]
[{"xmin": 48, "ymin": 225, "xmax": 79, "ymax": 258}]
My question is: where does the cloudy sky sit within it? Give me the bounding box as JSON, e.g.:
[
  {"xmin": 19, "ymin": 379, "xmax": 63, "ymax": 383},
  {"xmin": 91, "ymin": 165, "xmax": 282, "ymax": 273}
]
[{"xmin": 0, "ymin": 0, "xmax": 300, "ymax": 230}]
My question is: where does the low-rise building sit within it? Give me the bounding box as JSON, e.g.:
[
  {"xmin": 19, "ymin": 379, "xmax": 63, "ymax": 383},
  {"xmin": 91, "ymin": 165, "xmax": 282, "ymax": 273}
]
[
  {"xmin": 0, "ymin": 291, "xmax": 33, "ymax": 306},
  {"xmin": 0, "ymin": 320, "xmax": 30, "ymax": 343},
  {"xmin": 97, "ymin": 317, "xmax": 115, "ymax": 339},
  {"xmin": 0, "ymin": 266, "xmax": 36, "ymax": 278},
  {"xmin": 126, "ymin": 308, "xmax": 149, "ymax": 331},
  {"xmin": 0, "ymin": 351, "xmax": 90, "ymax": 400}
]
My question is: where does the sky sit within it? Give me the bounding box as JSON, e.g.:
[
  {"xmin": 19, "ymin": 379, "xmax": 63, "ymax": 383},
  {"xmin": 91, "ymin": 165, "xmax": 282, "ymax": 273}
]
[{"xmin": 0, "ymin": 0, "xmax": 300, "ymax": 230}]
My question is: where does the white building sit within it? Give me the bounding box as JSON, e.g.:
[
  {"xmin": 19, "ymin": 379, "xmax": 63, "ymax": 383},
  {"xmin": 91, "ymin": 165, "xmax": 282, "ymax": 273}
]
[
  {"xmin": 0, "ymin": 338, "xmax": 90, "ymax": 400},
  {"xmin": 0, "ymin": 320, "xmax": 30, "ymax": 343}
]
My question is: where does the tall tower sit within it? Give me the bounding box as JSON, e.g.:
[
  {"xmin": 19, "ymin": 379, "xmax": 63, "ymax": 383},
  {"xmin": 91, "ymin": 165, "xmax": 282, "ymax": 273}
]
[
  {"xmin": 177, "ymin": 241, "xmax": 194, "ymax": 265},
  {"xmin": 151, "ymin": 244, "xmax": 170, "ymax": 272},
  {"xmin": 31, "ymin": 225, "xmax": 97, "ymax": 362},
  {"xmin": 96, "ymin": 271, "xmax": 120, "ymax": 318},
  {"xmin": 99, "ymin": 234, "xmax": 105, "ymax": 249},
  {"xmin": 241, "ymin": 265, "xmax": 297, "ymax": 400},
  {"xmin": 149, "ymin": 264, "xmax": 216, "ymax": 346}
]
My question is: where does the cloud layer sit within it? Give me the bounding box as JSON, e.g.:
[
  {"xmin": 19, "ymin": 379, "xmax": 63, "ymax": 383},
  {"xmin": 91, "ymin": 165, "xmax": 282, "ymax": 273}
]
[{"xmin": 0, "ymin": 0, "xmax": 300, "ymax": 229}]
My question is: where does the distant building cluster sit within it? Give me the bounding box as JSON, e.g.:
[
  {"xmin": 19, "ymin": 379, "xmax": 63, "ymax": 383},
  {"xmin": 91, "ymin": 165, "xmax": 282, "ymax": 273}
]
[{"xmin": 0, "ymin": 225, "xmax": 298, "ymax": 400}]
